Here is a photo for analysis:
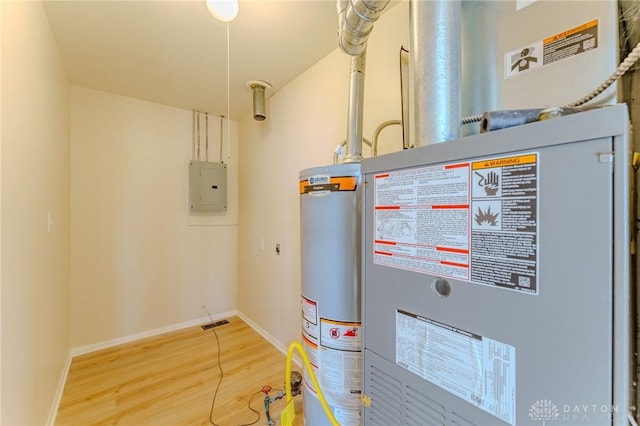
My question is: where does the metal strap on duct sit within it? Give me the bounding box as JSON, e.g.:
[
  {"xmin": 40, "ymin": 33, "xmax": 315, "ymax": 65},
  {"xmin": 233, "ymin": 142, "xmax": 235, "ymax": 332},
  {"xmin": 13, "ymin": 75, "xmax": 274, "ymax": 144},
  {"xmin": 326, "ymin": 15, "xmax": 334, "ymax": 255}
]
[{"xmin": 337, "ymin": 0, "xmax": 390, "ymax": 56}]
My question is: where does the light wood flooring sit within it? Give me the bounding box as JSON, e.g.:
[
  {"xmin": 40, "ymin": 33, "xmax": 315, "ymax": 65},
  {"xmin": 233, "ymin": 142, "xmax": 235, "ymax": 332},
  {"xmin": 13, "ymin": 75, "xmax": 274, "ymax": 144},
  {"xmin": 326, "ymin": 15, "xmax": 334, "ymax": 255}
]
[{"xmin": 56, "ymin": 316, "xmax": 304, "ymax": 425}]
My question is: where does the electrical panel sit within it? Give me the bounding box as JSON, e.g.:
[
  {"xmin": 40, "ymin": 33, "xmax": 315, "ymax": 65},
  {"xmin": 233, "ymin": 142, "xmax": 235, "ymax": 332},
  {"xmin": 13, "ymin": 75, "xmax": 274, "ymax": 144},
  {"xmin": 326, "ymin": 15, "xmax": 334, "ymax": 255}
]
[
  {"xmin": 361, "ymin": 105, "xmax": 633, "ymax": 426},
  {"xmin": 189, "ymin": 160, "xmax": 227, "ymax": 212}
]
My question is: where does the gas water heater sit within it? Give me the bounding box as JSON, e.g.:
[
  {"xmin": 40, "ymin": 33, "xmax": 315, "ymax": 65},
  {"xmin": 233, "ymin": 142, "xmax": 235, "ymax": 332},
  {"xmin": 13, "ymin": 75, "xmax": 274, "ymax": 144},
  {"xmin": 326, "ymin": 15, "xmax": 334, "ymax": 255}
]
[
  {"xmin": 300, "ymin": 163, "xmax": 363, "ymax": 426},
  {"xmin": 361, "ymin": 105, "xmax": 633, "ymax": 426}
]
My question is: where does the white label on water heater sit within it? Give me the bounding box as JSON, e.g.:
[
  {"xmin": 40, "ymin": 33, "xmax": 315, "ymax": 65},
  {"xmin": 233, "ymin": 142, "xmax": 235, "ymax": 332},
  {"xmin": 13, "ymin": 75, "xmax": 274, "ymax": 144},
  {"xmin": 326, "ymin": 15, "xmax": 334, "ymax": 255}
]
[
  {"xmin": 333, "ymin": 407, "xmax": 361, "ymax": 425},
  {"xmin": 319, "ymin": 318, "xmax": 362, "ymax": 409},
  {"xmin": 396, "ymin": 310, "xmax": 516, "ymax": 425},
  {"xmin": 308, "ymin": 174, "xmax": 330, "ymax": 186},
  {"xmin": 301, "ymin": 296, "xmax": 318, "ymax": 340},
  {"xmin": 302, "ymin": 333, "xmax": 319, "ymax": 391},
  {"xmin": 319, "ymin": 347, "xmax": 362, "ymax": 410}
]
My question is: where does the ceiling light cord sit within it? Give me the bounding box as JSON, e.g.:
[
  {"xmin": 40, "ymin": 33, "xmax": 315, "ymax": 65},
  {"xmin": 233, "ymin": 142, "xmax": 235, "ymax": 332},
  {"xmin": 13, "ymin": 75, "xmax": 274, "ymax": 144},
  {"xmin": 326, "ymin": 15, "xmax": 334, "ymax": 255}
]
[
  {"xmin": 226, "ymin": 22, "xmax": 231, "ymax": 160},
  {"xmin": 219, "ymin": 116, "xmax": 224, "ymax": 163},
  {"xmin": 206, "ymin": 112, "xmax": 209, "ymax": 162},
  {"xmin": 204, "ymin": 309, "xmax": 261, "ymax": 426}
]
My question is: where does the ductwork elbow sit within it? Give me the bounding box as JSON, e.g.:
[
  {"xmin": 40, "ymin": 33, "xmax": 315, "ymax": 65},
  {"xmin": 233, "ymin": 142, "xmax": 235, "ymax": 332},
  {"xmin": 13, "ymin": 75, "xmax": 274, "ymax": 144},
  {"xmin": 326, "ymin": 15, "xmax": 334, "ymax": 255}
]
[{"xmin": 337, "ymin": 0, "xmax": 391, "ymax": 56}]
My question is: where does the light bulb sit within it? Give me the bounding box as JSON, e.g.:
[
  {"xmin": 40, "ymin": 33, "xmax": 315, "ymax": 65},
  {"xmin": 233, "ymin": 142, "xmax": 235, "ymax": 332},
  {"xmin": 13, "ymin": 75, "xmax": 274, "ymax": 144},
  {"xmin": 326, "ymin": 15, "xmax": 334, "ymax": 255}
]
[{"xmin": 205, "ymin": 0, "xmax": 238, "ymax": 22}]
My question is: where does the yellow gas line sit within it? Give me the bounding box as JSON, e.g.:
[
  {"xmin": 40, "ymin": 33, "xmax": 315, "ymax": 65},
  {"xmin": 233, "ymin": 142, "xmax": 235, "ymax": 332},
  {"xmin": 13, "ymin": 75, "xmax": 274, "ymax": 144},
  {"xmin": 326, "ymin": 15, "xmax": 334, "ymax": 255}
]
[{"xmin": 282, "ymin": 341, "xmax": 340, "ymax": 426}]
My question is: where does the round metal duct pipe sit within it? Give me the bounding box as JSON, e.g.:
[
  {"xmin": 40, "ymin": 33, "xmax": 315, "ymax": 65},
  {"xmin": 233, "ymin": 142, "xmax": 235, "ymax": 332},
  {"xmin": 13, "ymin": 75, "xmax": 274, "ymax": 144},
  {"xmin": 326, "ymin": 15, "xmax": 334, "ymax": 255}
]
[
  {"xmin": 247, "ymin": 80, "xmax": 271, "ymax": 121},
  {"xmin": 410, "ymin": 0, "xmax": 462, "ymax": 146},
  {"xmin": 343, "ymin": 52, "xmax": 367, "ymax": 163},
  {"xmin": 337, "ymin": 0, "xmax": 390, "ymax": 56}
]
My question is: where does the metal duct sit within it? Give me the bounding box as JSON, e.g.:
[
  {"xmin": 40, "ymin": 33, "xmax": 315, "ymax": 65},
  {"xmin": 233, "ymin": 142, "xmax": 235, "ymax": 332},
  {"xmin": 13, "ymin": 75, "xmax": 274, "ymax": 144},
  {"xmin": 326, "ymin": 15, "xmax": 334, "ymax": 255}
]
[
  {"xmin": 410, "ymin": 0, "xmax": 462, "ymax": 146},
  {"xmin": 336, "ymin": 0, "xmax": 390, "ymax": 163},
  {"xmin": 344, "ymin": 51, "xmax": 367, "ymax": 163},
  {"xmin": 337, "ymin": 0, "xmax": 391, "ymax": 56},
  {"xmin": 461, "ymin": 0, "xmax": 498, "ymax": 136}
]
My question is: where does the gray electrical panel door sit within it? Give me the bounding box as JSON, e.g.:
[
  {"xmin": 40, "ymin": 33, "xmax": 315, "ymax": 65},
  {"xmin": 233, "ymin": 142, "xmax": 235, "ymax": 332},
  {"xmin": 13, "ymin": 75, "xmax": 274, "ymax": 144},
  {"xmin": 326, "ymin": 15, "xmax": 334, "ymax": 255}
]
[
  {"xmin": 189, "ymin": 160, "xmax": 227, "ymax": 212},
  {"xmin": 361, "ymin": 105, "xmax": 632, "ymax": 426}
]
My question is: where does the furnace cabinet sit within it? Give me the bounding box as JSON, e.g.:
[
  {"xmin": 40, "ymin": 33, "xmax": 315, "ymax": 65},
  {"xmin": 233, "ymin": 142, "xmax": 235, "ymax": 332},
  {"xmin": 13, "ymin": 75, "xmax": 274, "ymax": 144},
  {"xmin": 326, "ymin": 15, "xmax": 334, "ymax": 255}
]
[{"xmin": 361, "ymin": 105, "xmax": 633, "ymax": 426}]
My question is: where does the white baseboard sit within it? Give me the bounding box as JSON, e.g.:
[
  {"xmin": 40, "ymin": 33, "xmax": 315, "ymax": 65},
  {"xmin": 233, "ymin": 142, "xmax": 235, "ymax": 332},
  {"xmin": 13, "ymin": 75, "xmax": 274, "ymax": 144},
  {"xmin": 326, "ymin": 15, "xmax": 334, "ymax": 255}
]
[
  {"xmin": 236, "ymin": 311, "xmax": 302, "ymax": 368},
  {"xmin": 48, "ymin": 310, "xmax": 237, "ymax": 425},
  {"xmin": 49, "ymin": 310, "xmax": 304, "ymax": 424},
  {"xmin": 69, "ymin": 310, "xmax": 237, "ymax": 357},
  {"xmin": 46, "ymin": 352, "xmax": 73, "ymax": 426}
]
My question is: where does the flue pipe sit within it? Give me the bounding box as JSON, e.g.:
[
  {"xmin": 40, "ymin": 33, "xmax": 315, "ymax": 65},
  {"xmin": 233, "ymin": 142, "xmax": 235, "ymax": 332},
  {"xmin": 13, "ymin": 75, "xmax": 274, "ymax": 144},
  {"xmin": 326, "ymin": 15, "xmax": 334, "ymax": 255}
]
[
  {"xmin": 410, "ymin": 0, "xmax": 462, "ymax": 146},
  {"xmin": 338, "ymin": 0, "xmax": 391, "ymax": 56},
  {"xmin": 461, "ymin": 0, "xmax": 498, "ymax": 136},
  {"xmin": 343, "ymin": 51, "xmax": 367, "ymax": 163}
]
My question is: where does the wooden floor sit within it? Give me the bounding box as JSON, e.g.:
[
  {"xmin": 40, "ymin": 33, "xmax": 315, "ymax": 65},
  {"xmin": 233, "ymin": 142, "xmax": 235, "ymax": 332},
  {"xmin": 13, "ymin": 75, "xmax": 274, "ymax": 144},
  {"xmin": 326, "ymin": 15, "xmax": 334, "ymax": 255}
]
[{"xmin": 56, "ymin": 316, "xmax": 304, "ymax": 425}]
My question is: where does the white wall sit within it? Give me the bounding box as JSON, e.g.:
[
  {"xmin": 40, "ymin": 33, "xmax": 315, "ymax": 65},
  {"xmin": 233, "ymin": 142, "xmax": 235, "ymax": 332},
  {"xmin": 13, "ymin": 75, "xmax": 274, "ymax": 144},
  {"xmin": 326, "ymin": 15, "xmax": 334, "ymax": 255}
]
[
  {"xmin": 237, "ymin": 2, "xmax": 409, "ymax": 348},
  {"xmin": 1, "ymin": 1, "xmax": 4, "ymax": 419},
  {"xmin": 1, "ymin": 2, "xmax": 70, "ymax": 424},
  {"xmin": 70, "ymin": 86, "xmax": 238, "ymax": 348}
]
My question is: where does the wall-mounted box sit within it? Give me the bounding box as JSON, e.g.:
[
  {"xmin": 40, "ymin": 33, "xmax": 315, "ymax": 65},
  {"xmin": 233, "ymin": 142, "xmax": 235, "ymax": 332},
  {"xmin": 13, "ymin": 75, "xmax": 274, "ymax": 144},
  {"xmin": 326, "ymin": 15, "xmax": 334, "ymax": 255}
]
[{"xmin": 189, "ymin": 161, "xmax": 227, "ymax": 212}]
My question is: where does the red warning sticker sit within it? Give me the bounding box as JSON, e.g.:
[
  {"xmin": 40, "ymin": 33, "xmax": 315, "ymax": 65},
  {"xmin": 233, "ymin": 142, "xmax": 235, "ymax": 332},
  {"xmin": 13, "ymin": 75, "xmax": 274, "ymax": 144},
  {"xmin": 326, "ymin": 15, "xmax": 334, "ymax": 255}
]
[{"xmin": 319, "ymin": 318, "xmax": 361, "ymax": 351}]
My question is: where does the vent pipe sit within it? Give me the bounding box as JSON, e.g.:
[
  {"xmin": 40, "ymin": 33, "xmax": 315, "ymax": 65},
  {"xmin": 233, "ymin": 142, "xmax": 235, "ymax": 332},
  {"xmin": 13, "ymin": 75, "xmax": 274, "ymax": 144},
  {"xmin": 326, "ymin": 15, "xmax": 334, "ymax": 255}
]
[
  {"xmin": 343, "ymin": 51, "xmax": 367, "ymax": 163},
  {"xmin": 337, "ymin": 0, "xmax": 390, "ymax": 163},
  {"xmin": 247, "ymin": 80, "xmax": 271, "ymax": 121},
  {"xmin": 410, "ymin": 0, "xmax": 462, "ymax": 146},
  {"xmin": 338, "ymin": 0, "xmax": 391, "ymax": 56},
  {"xmin": 461, "ymin": 0, "xmax": 498, "ymax": 136}
]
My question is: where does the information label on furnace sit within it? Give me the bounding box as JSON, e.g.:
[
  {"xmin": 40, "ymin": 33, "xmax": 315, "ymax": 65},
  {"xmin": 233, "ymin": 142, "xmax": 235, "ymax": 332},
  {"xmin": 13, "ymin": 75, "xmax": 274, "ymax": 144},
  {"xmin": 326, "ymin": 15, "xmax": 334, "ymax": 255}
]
[
  {"xmin": 373, "ymin": 153, "xmax": 539, "ymax": 294},
  {"xmin": 396, "ymin": 310, "xmax": 516, "ymax": 425}
]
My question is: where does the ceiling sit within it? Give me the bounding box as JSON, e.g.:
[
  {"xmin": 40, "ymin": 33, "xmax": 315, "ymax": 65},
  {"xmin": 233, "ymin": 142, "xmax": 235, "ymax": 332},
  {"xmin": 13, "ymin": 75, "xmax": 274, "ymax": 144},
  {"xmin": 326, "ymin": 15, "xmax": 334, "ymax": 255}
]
[{"xmin": 43, "ymin": 0, "xmax": 341, "ymax": 120}]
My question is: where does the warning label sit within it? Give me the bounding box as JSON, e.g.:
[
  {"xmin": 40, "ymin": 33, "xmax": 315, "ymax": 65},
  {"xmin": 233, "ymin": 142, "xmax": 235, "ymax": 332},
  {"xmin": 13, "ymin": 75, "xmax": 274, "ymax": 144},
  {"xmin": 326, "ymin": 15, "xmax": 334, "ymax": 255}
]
[
  {"xmin": 373, "ymin": 153, "xmax": 539, "ymax": 294},
  {"xmin": 544, "ymin": 19, "xmax": 598, "ymax": 65},
  {"xmin": 301, "ymin": 296, "xmax": 320, "ymax": 392},
  {"xmin": 318, "ymin": 318, "xmax": 362, "ymax": 409},
  {"xmin": 505, "ymin": 19, "xmax": 598, "ymax": 78},
  {"xmin": 374, "ymin": 163, "xmax": 471, "ymax": 280},
  {"xmin": 471, "ymin": 154, "xmax": 538, "ymax": 293},
  {"xmin": 320, "ymin": 318, "xmax": 362, "ymax": 351},
  {"xmin": 319, "ymin": 346, "xmax": 362, "ymax": 409},
  {"xmin": 301, "ymin": 295, "xmax": 318, "ymax": 340},
  {"xmin": 396, "ymin": 310, "xmax": 516, "ymax": 425},
  {"xmin": 302, "ymin": 333, "xmax": 319, "ymax": 391}
]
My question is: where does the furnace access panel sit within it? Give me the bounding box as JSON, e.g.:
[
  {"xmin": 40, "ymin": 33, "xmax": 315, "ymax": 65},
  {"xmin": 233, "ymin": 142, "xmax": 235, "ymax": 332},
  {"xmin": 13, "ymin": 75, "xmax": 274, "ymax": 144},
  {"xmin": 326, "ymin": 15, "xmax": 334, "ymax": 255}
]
[{"xmin": 361, "ymin": 105, "xmax": 633, "ymax": 426}]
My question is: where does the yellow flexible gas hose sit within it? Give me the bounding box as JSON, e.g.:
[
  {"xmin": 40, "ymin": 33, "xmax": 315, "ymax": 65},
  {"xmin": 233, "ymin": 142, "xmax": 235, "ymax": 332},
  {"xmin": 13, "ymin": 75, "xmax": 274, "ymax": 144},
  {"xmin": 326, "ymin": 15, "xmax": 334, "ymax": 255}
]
[{"xmin": 283, "ymin": 341, "xmax": 340, "ymax": 426}]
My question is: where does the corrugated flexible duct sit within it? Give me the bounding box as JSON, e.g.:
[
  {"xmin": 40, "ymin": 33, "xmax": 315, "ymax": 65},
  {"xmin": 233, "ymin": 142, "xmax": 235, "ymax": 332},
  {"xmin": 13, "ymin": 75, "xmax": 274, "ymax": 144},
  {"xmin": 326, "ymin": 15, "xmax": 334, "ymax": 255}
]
[
  {"xmin": 337, "ymin": 0, "xmax": 390, "ymax": 163},
  {"xmin": 337, "ymin": 0, "xmax": 390, "ymax": 56}
]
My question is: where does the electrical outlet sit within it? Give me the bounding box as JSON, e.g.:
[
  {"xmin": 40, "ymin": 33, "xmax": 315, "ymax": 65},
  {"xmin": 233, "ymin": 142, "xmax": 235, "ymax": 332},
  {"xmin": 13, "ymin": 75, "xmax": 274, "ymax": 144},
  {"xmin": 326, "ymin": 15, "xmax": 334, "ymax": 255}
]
[{"xmin": 47, "ymin": 212, "xmax": 54, "ymax": 233}]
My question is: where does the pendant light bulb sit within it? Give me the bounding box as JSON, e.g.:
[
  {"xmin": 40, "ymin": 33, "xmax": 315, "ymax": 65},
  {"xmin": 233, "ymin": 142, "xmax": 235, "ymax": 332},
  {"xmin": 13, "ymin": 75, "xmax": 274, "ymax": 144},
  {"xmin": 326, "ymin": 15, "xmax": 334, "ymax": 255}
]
[{"xmin": 206, "ymin": 0, "xmax": 238, "ymax": 22}]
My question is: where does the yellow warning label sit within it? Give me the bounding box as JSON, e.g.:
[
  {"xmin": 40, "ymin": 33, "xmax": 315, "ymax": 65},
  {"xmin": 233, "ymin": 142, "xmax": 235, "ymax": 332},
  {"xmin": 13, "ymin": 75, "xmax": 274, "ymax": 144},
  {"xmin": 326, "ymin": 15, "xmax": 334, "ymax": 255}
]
[
  {"xmin": 472, "ymin": 154, "xmax": 537, "ymax": 170},
  {"xmin": 544, "ymin": 19, "xmax": 598, "ymax": 45}
]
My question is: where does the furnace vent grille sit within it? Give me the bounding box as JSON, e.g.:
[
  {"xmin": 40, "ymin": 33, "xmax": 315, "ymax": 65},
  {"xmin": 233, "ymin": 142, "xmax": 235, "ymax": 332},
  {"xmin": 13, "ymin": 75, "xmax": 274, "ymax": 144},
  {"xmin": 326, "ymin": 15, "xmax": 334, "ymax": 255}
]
[
  {"xmin": 369, "ymin": 365, "xmax": 402, "ymax": 425},
  {"xmin": 450, "ymin": 411, "xmax": 478, "ymax": 426},
  {"xmin": 405, "ymin": 385, "xmax": 446, "ymax": 426}
]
